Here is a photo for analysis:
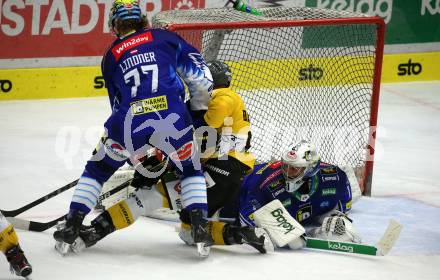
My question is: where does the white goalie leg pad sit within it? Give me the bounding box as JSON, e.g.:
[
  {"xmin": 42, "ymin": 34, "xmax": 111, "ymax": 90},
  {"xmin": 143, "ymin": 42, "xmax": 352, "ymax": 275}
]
[
  {"xmin": 125, "ymin": 186, "xmax": 165, "ymax": 218},
  {"xmin": 253, "ymin": 199, "xmax": 305, "ymax": 247},
  {"xmin": 98, "ymin": 168, "xmax": 135, "ymax": 209},
  {"xmin": 310, "ymin": 213, "xmax": 362, "ymax": 243}
]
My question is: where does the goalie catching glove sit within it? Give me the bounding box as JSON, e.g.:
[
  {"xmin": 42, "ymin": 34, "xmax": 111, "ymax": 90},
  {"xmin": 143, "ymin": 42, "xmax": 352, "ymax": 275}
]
[{"xmin": 309, "ymin": 211, "xmax": 361, "ymax": 243}]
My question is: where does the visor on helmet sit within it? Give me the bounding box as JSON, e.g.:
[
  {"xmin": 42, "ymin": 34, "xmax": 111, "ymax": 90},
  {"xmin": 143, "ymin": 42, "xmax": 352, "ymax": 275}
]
[{"xmin": 282, "ymin": 164, "xmax": 305, "ymax": 180}]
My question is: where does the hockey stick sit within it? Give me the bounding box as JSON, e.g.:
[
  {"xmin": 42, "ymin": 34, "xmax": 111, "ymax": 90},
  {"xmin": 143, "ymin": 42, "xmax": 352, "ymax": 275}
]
[
  {"xmin": 7, "ymin": 215, "xmax": 67, "ymax": 232},
  {"xmin": 8, "ymin": 180, "xmax": 132, "ymax": 232},
  {"xmin": 96, "ymin": 178, "xmax": 132, "ymax": 206},
  {"xmin": 0, "ymin": 179, "xmax": 79, "ymax": 217},
  {"xmin": 305, "ymin": 219, "xmax": 402, "ymax": 256},
  {"xmin": 96, "ymin": 158, "xmax": 168, "ymax": 206},
  {"xmin": 9, "ymin": 160, "xmax": 169, "ymax": 232},
  {"xmin": 227, "ymin": 0, "xmax": 262, "ymax": 15}
]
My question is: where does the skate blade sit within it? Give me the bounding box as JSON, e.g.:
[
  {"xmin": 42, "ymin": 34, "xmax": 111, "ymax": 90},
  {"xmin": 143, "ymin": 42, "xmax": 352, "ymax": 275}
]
[
  {"xmin": 255, "ymin": 228, "xmax": 275, "ymax": 253},
  {"xmin": 11, "ymin": 265, "xmax": 33, "ymax": 279},
  {"xmin": 55, "ymin": 241, "xmax": 71, "ymax": 256},
  {"xmin": 196, "ymin": 242, "xmax": 210, "ymax": 258},
  {"xmin": 70, "ymin": 237, "xmax": 86, "ymax": 254}
]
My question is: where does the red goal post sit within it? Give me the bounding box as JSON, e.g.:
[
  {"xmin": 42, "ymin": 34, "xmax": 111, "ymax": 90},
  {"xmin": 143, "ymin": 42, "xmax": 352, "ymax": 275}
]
[{"xmin": 153, "ymin": 7, "xmax": 385, "ymax": 195}]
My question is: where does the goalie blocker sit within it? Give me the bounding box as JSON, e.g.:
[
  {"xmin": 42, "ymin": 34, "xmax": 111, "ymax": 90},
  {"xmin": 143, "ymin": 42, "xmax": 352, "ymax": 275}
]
[
  {"xmin": 252, "ymin": 199, "xmax": 365, "ymax": 250},
  {"xmin": 253, "ymin": 199, "xmax": 305, "ymax": 248}
]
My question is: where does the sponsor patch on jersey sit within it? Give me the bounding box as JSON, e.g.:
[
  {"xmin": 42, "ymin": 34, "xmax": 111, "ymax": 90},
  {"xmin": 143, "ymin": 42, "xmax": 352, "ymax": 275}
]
[
  {"xmin": 299, "ymin": 194, "xmax": 310, "ymax": 202},
  {"xmin": 103, "ymin": 138, "xmax": 130, "ymax": 161},
  {"xmin": 112, "ymin": 32, "xmax": 154, "ymax": 61},
  {"xmin": 296, "ymin": 204, "xmax": 312, "ymax": 222},
  {"xmin": 272, "ymin": 187, "xmax": 285, "ymax": 198},
  {"xmin": 170, "ymin": 141, "xmax": 194, "ymax": 161},
  {"xmin": 322, "ymin": 175, "xmax": 339, "ymax": 182},
  {"xmin": 130, "ymin": 95, "xmax": 168, "ymax": 116},
  {"xmin": 322, "ymin": 188, "xmax": 337, "ymax": 196},
  {"xmin": 321, "ymin": 167, "xmax": 337, "ymax": 175},
  {"xmin": 260, "ymin": 169, "xmax": 283, "ymax": 188},
  {"xmin": 268, "ymin": 181, "xmax": 283, "ymax": 190},
  {"xmin": 320, "ymin": 201, "xmax": 330, "ymax": 208}
]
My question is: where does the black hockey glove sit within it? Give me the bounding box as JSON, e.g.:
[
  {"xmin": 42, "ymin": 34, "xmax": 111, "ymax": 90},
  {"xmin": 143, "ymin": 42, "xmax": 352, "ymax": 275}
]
[{"xmin": 131, "ymin": 156, "xmax": 162, "ymax": 190}]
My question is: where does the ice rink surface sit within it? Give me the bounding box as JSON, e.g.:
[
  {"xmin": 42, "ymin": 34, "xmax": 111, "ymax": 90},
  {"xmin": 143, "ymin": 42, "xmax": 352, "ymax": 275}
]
[{"xmin": 1, "ymin": 82, "xmax": 439, "ymax": 280}]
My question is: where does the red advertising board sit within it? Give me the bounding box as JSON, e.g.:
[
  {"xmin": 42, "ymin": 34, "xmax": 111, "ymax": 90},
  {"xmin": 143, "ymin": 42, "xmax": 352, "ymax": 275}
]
[{"xmin": 0, "ymin": 0, "xmax": 205, "ymax": 59}]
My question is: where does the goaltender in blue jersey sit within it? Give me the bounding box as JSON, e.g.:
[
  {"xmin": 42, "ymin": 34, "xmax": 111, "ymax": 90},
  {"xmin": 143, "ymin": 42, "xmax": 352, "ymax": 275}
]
[
  {"xmin": 219, "ymin": 140, "xmax": 361, "ymax": 250},
  {"xmin": 237, "ymin": 152, "xmax": 353, "ymax": 227}
]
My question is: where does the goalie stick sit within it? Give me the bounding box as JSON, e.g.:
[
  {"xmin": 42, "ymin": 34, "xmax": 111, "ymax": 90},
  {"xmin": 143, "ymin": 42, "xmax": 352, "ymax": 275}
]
[
  {"xmin": 0, "ymin": 179, "xmax": 78, "ymax": 217},
  {"xmin": 305, "ymin": 219, "xmax": 402, "ymax": 256}
]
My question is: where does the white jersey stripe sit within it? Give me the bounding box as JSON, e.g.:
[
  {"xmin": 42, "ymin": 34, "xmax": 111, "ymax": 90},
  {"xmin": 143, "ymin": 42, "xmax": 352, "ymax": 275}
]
[{"xmin": 180, "ymin": 176, "xmax": 207, "ymax": 208}]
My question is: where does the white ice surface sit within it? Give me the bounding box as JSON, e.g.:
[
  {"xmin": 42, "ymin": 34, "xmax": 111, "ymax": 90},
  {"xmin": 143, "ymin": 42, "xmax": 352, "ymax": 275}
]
[{"xmin": 1, "ymin": 82, "xmax": 440, "ymax": 280}]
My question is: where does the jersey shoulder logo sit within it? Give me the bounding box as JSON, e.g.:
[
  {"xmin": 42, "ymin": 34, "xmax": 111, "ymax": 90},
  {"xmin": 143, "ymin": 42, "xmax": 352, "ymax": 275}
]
[
  {"xmin": 269, "ymin": 161, "xmax": 282, "ymax": 169},
  {"xmin": 111, "ymin": 32, "xmax": 154, "ymax": 61}
]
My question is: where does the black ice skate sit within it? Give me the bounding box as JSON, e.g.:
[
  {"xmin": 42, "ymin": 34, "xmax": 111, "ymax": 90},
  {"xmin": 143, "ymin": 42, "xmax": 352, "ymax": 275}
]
[
  {"xmin": 71, "ymin": 212, "xmax": 115, "ymax": 253},
  {"xmin": 189, "ymin": 209, "xmax": 213, "ymax": 257},
  {"xmin": 224, "ymin": 225, "xmax": 274, "ymax": 254},
  {"xmin": 53, "ymin": 210, "xmax": 86, "ymax": 255},
  {"xmin": 6, "ymin": 245, "xmax": 32, "ymax": 279}
]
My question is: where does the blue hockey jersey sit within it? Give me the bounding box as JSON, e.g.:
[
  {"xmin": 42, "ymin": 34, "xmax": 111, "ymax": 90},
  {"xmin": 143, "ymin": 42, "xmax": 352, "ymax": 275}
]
[
  {"xmin": 238, "ymin": 161, "xmax": 353, "ymax": 226},
  {"xmin": 100, "ymin": 28, "xmax": 212, "ymax": 153},
  {"xmin": 71, "ymin": 28, "xmax": 213, "ymax": 214},
  {"xmin": 102, "ymin": 28, "xmax": 212, "ymax": 113}
]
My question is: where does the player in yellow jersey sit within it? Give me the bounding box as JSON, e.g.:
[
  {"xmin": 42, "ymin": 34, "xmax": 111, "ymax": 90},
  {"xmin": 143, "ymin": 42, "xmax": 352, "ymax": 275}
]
[
  {"xmin": 177, "ymin": 61, "xmax": 271, "ymax": 252},
  {"xmin": 181, "ymin": 60, "xmax": 255, "ymax": 223},
  {"xmin": 0, "ymin": 212, "xmax": 32, "ymax": 278},
  {"xmin": 66, "ymin": 61, "xmax": 272, "ymax": 255}
]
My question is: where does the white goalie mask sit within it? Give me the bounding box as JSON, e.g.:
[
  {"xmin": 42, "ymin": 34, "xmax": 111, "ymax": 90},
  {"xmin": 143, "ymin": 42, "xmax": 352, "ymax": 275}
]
[{"xmin": 281, "ymin": 140, "xmax": 321, "ymax": 193}]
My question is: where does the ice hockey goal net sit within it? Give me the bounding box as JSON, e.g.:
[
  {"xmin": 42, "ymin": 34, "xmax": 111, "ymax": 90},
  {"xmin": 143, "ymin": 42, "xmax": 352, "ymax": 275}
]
[{"xmin": 152, "ymin": 7, "xmax": 385, "ymax": 195}]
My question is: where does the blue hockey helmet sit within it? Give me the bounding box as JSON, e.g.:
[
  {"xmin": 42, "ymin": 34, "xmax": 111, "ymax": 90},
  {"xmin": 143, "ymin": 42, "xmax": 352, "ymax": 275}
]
[{"xmin": 109, "ymin": 0, "xmax": 142, "ymax": 33}]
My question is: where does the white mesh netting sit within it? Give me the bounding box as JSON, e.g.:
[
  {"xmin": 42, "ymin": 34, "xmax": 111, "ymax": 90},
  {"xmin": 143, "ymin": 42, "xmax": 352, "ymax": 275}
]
[{"xmin": 152, "ymin": 7, "xmax": 383, "ymax": 192}]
